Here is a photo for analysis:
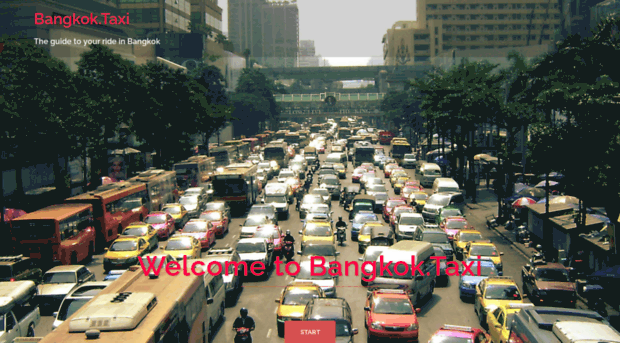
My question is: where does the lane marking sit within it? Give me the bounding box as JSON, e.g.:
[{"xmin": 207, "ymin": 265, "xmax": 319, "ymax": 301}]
[
  {"xmin": 225, "ymin": 244, "xmax": 229, "ymax": 247},
  {"xmin": 232, "ymin": 234, "xmax": 237, "ymax": 239},
  {"xmin": 267, "ymin": 329, "xmax": 272, "ymax": 338}
]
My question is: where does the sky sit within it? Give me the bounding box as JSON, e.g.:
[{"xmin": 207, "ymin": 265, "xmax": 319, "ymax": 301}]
[{"xmin": 219, "ymin": 0, "xmax": 418, "ymax": 66}]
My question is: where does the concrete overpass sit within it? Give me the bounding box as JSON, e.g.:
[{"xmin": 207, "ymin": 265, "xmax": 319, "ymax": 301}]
[{"xmin": 276, "ymin": 92, "xmax": 384, "ymax": 122}]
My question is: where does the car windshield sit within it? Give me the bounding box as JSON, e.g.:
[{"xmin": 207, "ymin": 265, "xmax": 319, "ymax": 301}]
[
  {"xmin": 258, "ymin": 163, "xmax": 270, "ymax": 169},
  {"xmin": 374, "ymin": 193, "xmax": 388, "ymax": 202},
  {"xmin": 282, "ymin": 290, "xmax": 319, "ymax": 305},
  {"xmin": 264, "ymin": 195, "xmax": 287, "ymax": 203},
  {"xmin": 309, "ymin": 205, "xmax": 329, "ymax": 213},
  {"xmin": 400, "ymin": 216, "xmax": 424, "ymax": 225},
  {"xmin": 429, "ymin": 335, "xmax": 473, "ymax": 343},
  {"xmin": 280, "ymin": 171, "xmax": 294, "ymax": 178},
  {"xmin": 43, "ymin": 271, "xmax": 77, "ymax": 284},
  {"xmin": 478, "ymin": 265, "xmax": 498, "ymax": 276},
  {"xmin": 470, "ymin": 246, "xmax": 498, "ymax": 257},
  {"xmin": 394, "ymin": 208, "xmax": 413, "ymax": 216},
  {"xmin": 404, "ymin": 154, "xmax": 416, "ymax": 159},
  {"xmin": 110, "ymin": 240, "xmax": 138, "ymax": 251},
  {"xmin": 536, "ymin": 269, "xmax": 570, "ymax": 282},
  {"xmin": 179, "ymin": 197, "xmax": 198, "ymax": 205},
  {"xmin": 424, "ymin": 233, "xmax": 449, "ymax": 243},
  {"xmin": 123, "ymin": 227, "xmax": 148, "ymax": 236},
  {"xmin": 253, "ymin": 229, "xmax": 277, "ymax": 239},
  {"xmin": 303, "ymin": 245, "xmax": 336, "ymax": 256},
  {"xmin": 296, "ymin": 264, "xmax": 333, "ymax": 280},
  {"xmin": 322, "ymin": 178, "xmax": 339, "ymax": 185},
  {"xmin": 446, "ymin": 221, "xmax": 468, "ymax": 229},
  {"xmin": 428, "ymin": 196, "xmax": 450, "ymax": 206},
  {"xmin": 305, "ymin": 225, "xmax": 332, "ymax": 236},
  {"xmin": 411, "ymin": 193, "xmax": 428, "ymax": 200},
  {"xmin": 364, "ymin": 249, "xmax": 386, "ymax": 262},
  {"xmin": 57, "ymin": 298, "xmax": 90, "ymax": 320},
  {"xmin": 183, "ymin": 222, "xmax": 208, "ymax": 233},
  {"xmin": 369, "ymin": 185, "xmax": 386, "ymax": 192},
  {"xmin": 303, "ymin": 196, "xmax": 323, "ymax": 205},
  {"xmin": 442, "ymin": 209, "xmax": 462, "ymax": 217},
  {"xmin": 163, "ymin": 206, "xmax": 181, "ymax": 214},
  {"xmin": 354, "ymin": 214, "xmax": 378, "ymax": 223},
  {"xmin": 333, "ymin": 164, "xmax": 344, "ymax": 169},
  {"xmin": 165, "ymin": 239, "xmax": 193, "ymax": 250},
  {"xmin": 145, "ymin": 215, "xmax": 166, "ymax": 224},
  {"xmin": 373, "ymin": 297, "xmax": 414, "ymax": 315},
  {"xmin": 244, "ymin": 216, "xmax": 269, "ymax": 226},
  {"xmin": 236, "ymin": 242, "xmax": 266, "ymax": 253},
  {"xmin": 334, "ymin": 320, "xmax": 352, "ymax": 337},
  {"xmin": 485, "ymin": 285, "xmax": 522, "ymax": 300},
  {"xmin": 206, "ymin": 203, "xmax": 225, "ymax": 211},
  {"xmin": 312, "ymin": 189, "xmax": 330, "ymax": 197},
  {"xmin": 387, "ymin": 200, "xmax": 406, "ymax": 208},
  {"xmin": 460, "ymin": 233, "xmax": 483, "ymax": 242},
  {"xmin": 200, "ymin": 212, "xmax": 222, "ymax": 221}
]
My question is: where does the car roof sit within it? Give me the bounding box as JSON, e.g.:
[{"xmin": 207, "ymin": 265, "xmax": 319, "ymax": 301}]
[
  {"xmin": 307, "ymin": 298, "xmax": 348, "ymax": 319},
  {"xmin": 237, "ymin": 238, "xmax": 267, "ymax": 244},
  {"xmin": 485, "ymin": 277, "xmax": 517, "ymax": 285},
  {"xmin": 47, "ymin": 265, "xmax": 85, "ymax": 272},
  {"xmin": 459, "ymin": 229, "xmax": 481, "ymax": 234}
]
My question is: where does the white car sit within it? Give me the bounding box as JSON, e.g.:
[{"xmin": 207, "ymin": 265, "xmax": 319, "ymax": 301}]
[{"xmin": 395, "ymin": 213, "xmax": 425, "ymax": 241}]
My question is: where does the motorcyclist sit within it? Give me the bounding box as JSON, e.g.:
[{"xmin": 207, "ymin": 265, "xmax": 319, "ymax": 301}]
[
  {"xmin": 233, "ymin": 308, "xmax": 255, "ymax": 343},
  {"xmin": 295, "ymin": 189, "xmax": 305, "ymax": 211},
  {"xmin": 283, "ymin": 230, "xmax": 295, "ymax": 244},
  {"xmin": 336, "ymin": 216, "xmax": 347, "ymax": 230}
]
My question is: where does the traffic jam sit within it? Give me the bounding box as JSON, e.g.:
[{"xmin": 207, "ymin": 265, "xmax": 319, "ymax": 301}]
[{"xmin": 2, "ymin": 117, "xmax": 618, "ymax": 343}]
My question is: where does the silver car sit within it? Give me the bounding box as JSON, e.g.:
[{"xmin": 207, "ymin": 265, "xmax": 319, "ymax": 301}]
[
  {"xmin": 395, "ymin": 213, "xmax": 425, "ymax": 241},
  {"xmin": 402, "ymin": 154, "xmax": 417, "ymax": 168},
  {"xmin": 36, "ymin": 265, "xmax": 95, "ymax": 314},
  {"xmin": 293, "ymin": 261, "xmax": 337, "ymax": 297},
  {"xmin": 52, "ymin": 281, "xmax": 112, "ymax": 329}
]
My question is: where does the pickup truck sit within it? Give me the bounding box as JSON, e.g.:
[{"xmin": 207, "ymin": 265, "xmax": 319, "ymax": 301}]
[
  {"xmin": 521, "ymin": 260, "xmax": 576, "ymax": 307},
  {"xmin": 0, "ymin": 302, "xmax": 41, "ymax": 343}
]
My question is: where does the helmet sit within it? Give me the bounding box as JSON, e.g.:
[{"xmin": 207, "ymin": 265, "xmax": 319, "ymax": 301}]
[
  {"xmin": 286, "ymin": 230, "xmax": 291, "ymax": 235},
  {"xmin": 338, "ymin": 216, "xmax": 343, "ymax": 221},
  {"xmin": 240, "ymin": 308, "xmax": 248, "ymax": 316}
]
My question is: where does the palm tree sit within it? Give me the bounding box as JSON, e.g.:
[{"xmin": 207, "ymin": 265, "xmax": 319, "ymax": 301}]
[{"xmin": 243, "ymin": 49, "xmax": 251, "ymax": 68}]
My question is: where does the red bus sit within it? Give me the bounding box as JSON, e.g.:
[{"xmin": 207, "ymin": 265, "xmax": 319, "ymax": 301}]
[
  {"xmin": 11, "ymin": 204, "xmax": 97, "ymax": 265},
  {"xmin": 242, "ymin": 137, "xmax": 259, "ymax": 152},
  {"xmin": 379, "ymin": 130, "xmax": 396, "ymax": 145},
  {"xmin": 64, "ymin": 183, "xmax": 149, "ymax": 245}
]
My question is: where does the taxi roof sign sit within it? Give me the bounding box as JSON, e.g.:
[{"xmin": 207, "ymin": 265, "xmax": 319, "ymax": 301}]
[{"xmin": 442, "ymin": 325, "xmax": 473, "ymax": 332}]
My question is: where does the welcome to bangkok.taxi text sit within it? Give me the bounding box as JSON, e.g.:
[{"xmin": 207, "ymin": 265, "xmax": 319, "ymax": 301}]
[{"xmin": 138, "ymin": 256, "xmax": 485, "ymax": 281}]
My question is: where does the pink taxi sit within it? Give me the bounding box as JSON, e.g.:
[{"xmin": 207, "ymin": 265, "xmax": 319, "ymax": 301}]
[
  {"xmin": 179, "ymin": 219, "xmax": 216, "ymax": 249},
  {"xmin": 428, "ymin": 324, "xmax": 490, "ymax": 343},
  {"xmin": 144, "ymin": 212, "xmax": 175, "ymax": 239},
  {"xmin": 252, "ymin": 224, "xmax": 284, "ymax": 253}
]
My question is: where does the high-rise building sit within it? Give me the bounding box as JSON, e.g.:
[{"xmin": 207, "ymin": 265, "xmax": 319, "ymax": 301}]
[
  {"xmin": 105, "ymin": 0, "xmax": 192, "ymax": 37},
  {"xmin": 228, "ymin": 0, "xmax": 267, "ymax": 62},
  {"xmin": 228, "ymin": 0, "xmax": 299, "ymax": 67},
  {"xmin": 298, "ymin": 40, "xmax": 319, "ymax": 67},
  {"xmin": 191, "ymin": 0, "xmax": 223, "ymax": 33},
  {"xmin": 383, "ymin": 0, "xmax": 562, "ymax": 65},
  {"xmin": 261, "ymin": 1, "xmax": 299, "ymax": 67}
]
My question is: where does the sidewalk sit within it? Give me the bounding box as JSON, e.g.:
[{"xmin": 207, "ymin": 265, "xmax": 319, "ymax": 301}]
[{"xmin": 463, "ymin": 185, "xmax": 620, "ymax": 325}]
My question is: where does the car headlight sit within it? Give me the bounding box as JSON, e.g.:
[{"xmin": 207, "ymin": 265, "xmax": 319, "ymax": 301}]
[
  {"xmin": 371, "ymin": 322, "xmax": 384, "ymax": 330},
  {"xmin": 406, "ymin": 323, "xmax": 418, "ymax": 331}
]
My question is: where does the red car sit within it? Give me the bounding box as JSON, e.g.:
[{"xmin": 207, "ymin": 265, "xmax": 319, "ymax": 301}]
[
  {"xmin": 405, "ymin": 180, "xmax": 422, "ymax": 189},
  {"xmin": 352, "ymin": 168, "xmax": 366, "ymax": 183},
  {"xmin": 390, "ymin": 205, "xmax": 415, "ymax": 229},
  {"xmin": 428, "ymin": 324, "xmax": 490, "ymax": 343},
  {"xmin": 252, "ymin": 224, "xmax": 284, "ymax": 253},
  {"xmin": 440, "ymin": 216, "xmax": 472, "ymax": 241},
  {"xmin": 198, "ymin": 210, "xmax": 229, "ymax": 237},
  {"xmin": 144, "ymin": 212, "xmax": 175, "ymax": 239},
  {"xmin": 179, "ymin": 219, "xmax": 216, "ymax": 249},
  {"xmin": 364, "ymin": 290, "xmax": 420, "ymax": 342},
  {"xmin": 383, "ymin": 197, "xmax": 407, "ymax": 222},
  {"xmin": 384, "ymin": 163, "xmax": 399, "ymax": 178}
]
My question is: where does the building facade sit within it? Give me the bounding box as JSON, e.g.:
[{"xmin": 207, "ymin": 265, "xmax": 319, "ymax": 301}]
[
  {"xmin": 261, "ymin": 1, "xmax": 299, "ymax": 67},
  {"xmin": 228, "ymin": 0, "xmax": 266, "ymax": 61},
  {"xmin": 384, "ymin": 0, "xmax": 562, "ymax": 65},
  {"xmin": 298, "ymin": 40, "xmax": 320, "ymax": 67},
  {"xmin": 99, "ymin": 0, "xmax": 192, "ymax": 37}
]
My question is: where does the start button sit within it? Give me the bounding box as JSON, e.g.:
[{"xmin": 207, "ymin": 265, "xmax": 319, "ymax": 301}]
[{"xmin": 285, "ymin": 321, "xmax": 335, "ymax": 343}]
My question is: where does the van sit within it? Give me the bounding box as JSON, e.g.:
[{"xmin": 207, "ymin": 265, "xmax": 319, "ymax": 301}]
[
  {"xmin": 416, "ymin": 163, "xmax": 443, "ymax": 187},
  {"xmin": 203, "ymin": 273, "xmax": 226, "ymax": 336},
  {"xmin": 325, "ymin": 153, "xmax": 347, "ymax": 167},
  {"xmin": 432, "ymin": 178, "xmax": 460, "ymax": 194},
  {"xmin": 368, "ymin": 241, "xmax": 436, "ymax": 306}
]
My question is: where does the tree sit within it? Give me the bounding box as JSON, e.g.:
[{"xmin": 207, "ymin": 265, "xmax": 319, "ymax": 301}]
[
  {"xmin": 524, "ymin": 17, "xmax": 620, "ymax": 239},
  {"xmin": 235, "ymin": 68, "xmax": 280, "ymax": 131},
  {"xmin": 0, "ymin": 36, "xmax": 78, "ymax": 201},
  {"xmin": 230, "ymin": 93, "xmax": 270, "ymax": 137},
  {"xmin": 76, "ymin": 44, "xmax": 142, "ymax": 188}
]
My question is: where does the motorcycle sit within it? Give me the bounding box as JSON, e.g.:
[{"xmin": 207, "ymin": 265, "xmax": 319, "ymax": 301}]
[
  {"xmin": 283, "ymin": 241, "xmax": 295, "ymax": 261},
  {"xmin": 336, "ymin": 226, "xmax": 346, "ymax": 246},
  {"xmin": 515, "ymin": 224, "xmax": 530, "ymax": 243},
  {"xmin": 486, "ymin": 214, "xmax": 499, "ymax": 229},
  {"xmin": 234, "ymin": 328, "xmax": 252, "ymax": 343}
]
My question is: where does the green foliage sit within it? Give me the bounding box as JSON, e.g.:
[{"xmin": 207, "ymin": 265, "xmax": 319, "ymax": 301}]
[{"xmin": 232, "ymin": 68, "xmax": 280, "ymax": 133}]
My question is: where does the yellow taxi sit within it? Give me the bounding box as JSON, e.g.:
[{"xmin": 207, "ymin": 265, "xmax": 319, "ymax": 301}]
[
  {"xmin": 333, "ymin": 163, "xmax": 346, "ymax": 179},
  {"xmin": 408, "ymin": 191, "xmax": 428, "ymax": 211},
  {"xmin": 162, "ymin": 203, "xmax": 189, "ymax": 229},
  {"xmin": 390, "ymin": 170, "xmax": 408, "ymax": 187},
  {"xmin": 358, "ymin": 222, "xmax": 384, "ymax": 254},
  {"xmin": 122, "ymin": 222, "xmax": 159, "ymax": 252},
  {"xmin": 474, "ymin": 277, "xmax": 525, "ymax": 327},
  {"xmin": 275, "ymin": 282, "xmax": 325, "ymax": 337},
  {"xmin": 162, "ymin": 235, "xmax": 202, "ymax": 260},
  {"xmin": 486, "ymin": 303, "xmax": 534, "ymax": 343},
  {"xmin": 453, "ymin": 230, "xmax": 484, "ymax": 260},
  {"xmin": 299, "ymin": 220, "xmax": 334, "ymax": 249},
  {"xmin": 393, "ymin": 176, "xmax": 410, "ymax": 194},
  {"xmin": 103, "ymin": 236, "xmax": 151, "ymax": 272},
  {"xmin": 464, "ymin": 241, "xmax": 504, "ymax": 273}
]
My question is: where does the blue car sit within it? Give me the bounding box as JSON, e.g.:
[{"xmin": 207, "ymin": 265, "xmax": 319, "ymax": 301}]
[
  {"xmin": 459, "ymin": 258, "xmax": 499, "ymax": 300},
  {"xmin": 350, "ymin": 212, "xmax": 379, "ymax": 241}
]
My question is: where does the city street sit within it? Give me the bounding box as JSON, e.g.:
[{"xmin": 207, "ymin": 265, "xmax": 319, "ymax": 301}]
[{"xmin": 35, "ymin": 144, "xmax": 532, "ymax": 342}]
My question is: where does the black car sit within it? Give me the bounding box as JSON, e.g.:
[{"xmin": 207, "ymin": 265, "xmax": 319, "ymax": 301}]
[
  {"xmin": 302, "ymin": 298, "xmax": 359, "ymax": 342},
  {"xmin": 0, "ymin": 255, "xmax": 42, "ymax": 284}
]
